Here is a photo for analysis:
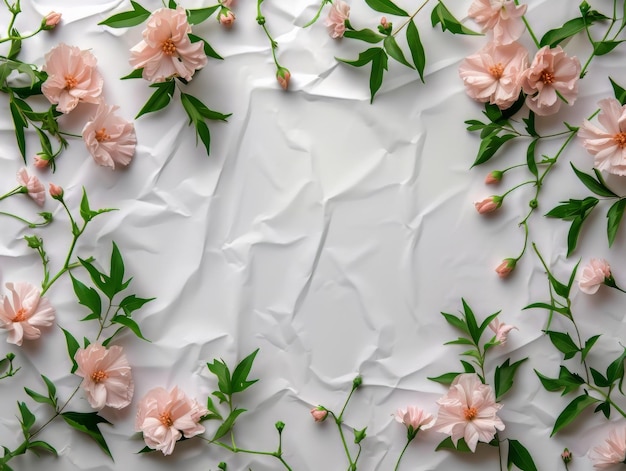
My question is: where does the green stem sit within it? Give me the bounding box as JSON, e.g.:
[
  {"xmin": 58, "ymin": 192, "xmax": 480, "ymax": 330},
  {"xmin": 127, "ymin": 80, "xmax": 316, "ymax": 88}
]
[
  {"xmin": 587, "ymin": 383, "xmax": 626, "ymax": 418},
  {"xmin": 393, "ymin": 437, "xmax": 413, "ymax": 471},
  {"xmin": 0, "ymin": 211, "xmax": 51, "ymax": 228},
  {"xmin": 500, "ymin": 180, "xmax": 535, "ymax": 199},
  {"xmin": 30, "ymin": 385, "xmax": 80, "ymax": 439},
  {"xmin": 256, "ymin": 0, "xmax": 281, "ymax": 69},
  {"xmin": 302, "ymin": 0, "xmax": 331, "ymax": 28},
  {"xmin": 514, "ymin": 0, "xmax": 540, "ymax": 48},
  {"xmin": 207, "ymin": 439, "xmax": 294, "ymax": 471},
  {"xmin": 392, "ymin": 0, "xmax": 431, "ymax": 36},
  {"xmin": 0, "ymin": 27, "xmax": 43, "ymax": 44},
  {"xmin": 0, "ymin": 186, "xmax": 27, "ymax": 201},
  {"xmin": 330, "ymin": 410, "xmax": 355, "ymax": 470},
  {"xmin": 496, "ymin": 434, "xmax": 504, "ymax": 471}
]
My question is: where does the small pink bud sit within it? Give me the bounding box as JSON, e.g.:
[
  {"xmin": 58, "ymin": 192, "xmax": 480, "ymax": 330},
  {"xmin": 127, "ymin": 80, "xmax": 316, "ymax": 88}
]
[
  {"xmin": 43, "ymin": 11, "xmax": 62, "ymax": 29},
  {"xmin": 310, "ymin": 407, "xmax": 327, "ymax": 422},
  {"xmin": 561, "ymin": 448, "xmax": 572, "ymax": 463},
  {"xmin": 380, "ymin": 17, "xmax": 388, "ymax": 28},
  {"xmin": 219, "ymin": 9, "xmax": 236, "ymax": 28},
  {"xmin": 33, "ymin": 156, "xmax": 50, "ymax": 169},
  {"xmin": 49, "ymin": 183, "xmax": 63, "ymax": 199},
  {"xmin": 276, "ymin": 68, "xmax": 291, "ymax": 91},
  {"xmin": 495, "ymin": 258, "xmax": 516, "ymax": 278},
  {"xmin": 485, "ymin": 170, "xmax": 503, "ymax": 184},
  {"xmin": 474, "ymin": 196, "xmax": 502, "ymax": 214}
]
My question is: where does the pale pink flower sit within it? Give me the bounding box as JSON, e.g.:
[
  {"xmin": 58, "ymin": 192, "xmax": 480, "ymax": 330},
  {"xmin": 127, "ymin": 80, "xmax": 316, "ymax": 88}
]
[
  {"xmin": 48, "ymin": 183, "xmax": 63, "ymax": 199},
  {"xmin": 590, "ymin": 428, "xmax": 626, "ymax": 469},
  {"xmin": 495, "ymin": 258, "xmax": 516, "ymax": 278},
  {"xmin": 136, "ymin": 386, "xmax": 208, "ymax": 455},
  {"xmin": 468, "ymin": 0, "xmax": 527, "ymax": 45},
  {"xmin": 324, "ymin": 0, "xmax": 350, "ymax": 39},
  {"xmin": 33, "ymin": 156, "xmax": 49, "ymax": 169},
  {"xmin": 310, "ymin": 407, "xmax": 328, "ymax": 422},
  {"xmin": 578, "ymin": 258, "xmax": 611, "ymax": 295},
  {"xmin": 459, "ymin": 41, "xmax": 528, "ymax": 109},
  {"xmin": 75, "ymin": 343, "xmax": 134, "ymax": 410},
  {"xmin": 43, "ymin": 11, "xmax": 62, "ymax": 29},
  {"xmin": 394, "ymin": 406, "xmax": 435, "ymax": 432},
  {"xmin": 475, "ymin": 195, "xmax": 502, "ymax": 214},
  {"xmin": 433, "ymin": 373, "xmax": 504, "ymax": 452},
  {"xmin": 129, "ymin": 7, "xmax": 207, "ymax": 83},
  {"xmin": 277, "ymin": 68, "xmax": 291, "ymax": 90},
  {"xmin": 489, "ymin": 318, "xmax": 517, "ymax": 344},
  {"xmin": 16, "ymin": 168, "xmax": 45, "ymax": 206},
  {"xmin": 82, "ymin": 103, "xmax": 136, "ymax": 169},
  {"xmin": 0, "ymin": 282, "xmax": 55, "ymax": 346},
  {"xmin": 579, "ymin": 98, "xmax": 626, "ymax": 176},
  {"xmin": 41, "ymin": 43, "xmax": 103, "ymax": 114},
  {"xmin": 485, "ymin": 170, "xmax": 503, "ymax": 184},
  {"xmin": 520, "ymin": 46, "xmax": 580, "ymax": 116},
  {"xmin": 219, "ymin": 10, "xmax": 235, "ymax": 28}
]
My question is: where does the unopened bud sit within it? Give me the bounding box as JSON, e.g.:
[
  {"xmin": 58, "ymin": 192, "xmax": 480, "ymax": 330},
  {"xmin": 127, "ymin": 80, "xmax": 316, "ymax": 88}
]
[
  {"xmin": 49, "ymin": 183, "xmax": 63, "ymax": 199},
  {"xmin": 485, "ymin": 170, "xmax": 503, "ymax": 184},
  {"xmin": 276, "ymin": 67, "xmax": 290, "ymax": 90},
  {"xmin": 310, "ymin": 407, "xmax": 328, "ymax": 422},
  {"xmin": 275, "ymin": 421, "xmax": 285, "ymax": 432},
  {"xmin": 42, "ymin": 11, "xmax": 62, "ymax": 30},
  {"xmin": 218, "ymin": 9, "xmax": 236, "ymax": 28},
  {"xmin": 561, "ymin": 448, "xmax": 572, "ymax": 463}
]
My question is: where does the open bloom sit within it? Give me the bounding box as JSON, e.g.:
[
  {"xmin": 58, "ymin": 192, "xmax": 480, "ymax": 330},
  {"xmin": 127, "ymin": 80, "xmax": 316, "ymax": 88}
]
[
  {"xmin": 325, "ymin": 0, "xmax": 350, "ymax": 39},
  {"xmin": 82, "ymin": 103, "xmax": 136, "ymax": 169},
  {"xmin": 136, "ymin": 386, "xmax": 208, "ymax": 455},
  {"xmin": 433, "ymin": 373, "xmax": 504, "ymax": 452},
  {"xmin": 42, "ymin": 43, "xmax": 103, "ymax": 113},
  {"xmin": 520, "ymin": 46, "xmax": 580, "ymax": 116},
  {"xmin": 0, "ymin": 282, "xmax": 55, "ymax": 346},
  {"xmin": 394, "ymin": 406, "xmax": 435, "ymax": 438},
  {"xmin": 16, "ymin": 168, "xmax": 45, "ymax": 206},
  {"xmin": 468, "ymin": 0, "xmax": 527, "ymax": 45},
  {"xmin": 489, "ymin": 318, "xmax": 517, "ymax": 344},
  {"xmin": 129, "ymin": 6, "xmax": 207, "ymax": 83},
  {"xmin": 459, "ymin": 41, "xmax": 528, "ymax": 109},
  {"xmin": 579, "ymin": 98, "xmax": 626, "ymax": 176},
  {"xmin": 75, "ymin": 343, "xmax": 134, "ymax": 410},
  {"xmin": 578, "ymin": 258, "xmax": 611, "ymax": 295},
  {"xmin": 590, "ymin": 428, "xmax": 626, "ymax": 469}
]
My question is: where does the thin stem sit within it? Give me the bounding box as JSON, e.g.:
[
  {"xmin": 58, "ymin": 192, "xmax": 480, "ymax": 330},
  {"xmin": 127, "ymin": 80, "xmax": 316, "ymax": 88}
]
[
  {"xmin": 257, "ymin": 0, "xmax": 281, "ymax": 69},
  {"xmin": 0, "ymin": 211, "xmax": 51, "ymax": 228},
  {"xmin": 330, "ymin": 410, "xmax": 355, "ymax": 470},
  {"xmin": 30, "ymin": 385, "xmax": 80, "ymax": 439},
  {"xmin": 496, "ymin": 434, "xmax": 504, "ymax": 471},
  {"xmin": 0, "ymin": 27, "xmax": 43, "ymax": 44},
  {"xmin": 302, "ymin": 0, "xmax": 331, "ymax": 28},
  {"xmin": 501, "ymin": 180, "xmax": 535, "ymax": 199},
  {"xmin": 0, "ymin": 186, "xmax": 27, "ymax": 201},
  {"xmin": 204, "ymin": 439, "xmax": 294, "ymax": 471},
  {"xmin": 587, "ymin": 383, "xmax": 626, "ymax": 418},
  {"xmin": 514, "ymin": 0, "xmax": 540, "ymax": 48},
  {"xmin": 393, "ymin": 437, "xmax": 413, "ymax": 471},
  {"xmin": 392, "ymin": 0, "xmax": 431, "ymax": 36}
]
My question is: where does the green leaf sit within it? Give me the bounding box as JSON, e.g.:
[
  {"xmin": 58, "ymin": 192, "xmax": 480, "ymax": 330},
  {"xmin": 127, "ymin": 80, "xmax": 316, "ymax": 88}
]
[
  {"xmin": 24, "ymin": 388, "xmax": 53, "ymax": 406},
  {"xmin": 431, "ymin": 1, "xmax": 481, "ymax": 35},
  {"xmin": 212, "ymin": 408, "xmax": 246, "ymax": 441},
  {"xmin": 180, "ymin": 93, "xmax": 230, "ymax": 121},
  {"xmin": 571, "ymin": 163, "xmax": 618, "ymax": 197},
  {"xmin": 607, "ymin": 199, "xmax": 626, "ymax": 247},
  {"xmin": 121, "ymin": 68, "xmax": 144, "ymax": 80},
  {"xmin": 369, "ymin": 48, "xmax": 388, "ymax": 103},
  {"xmin": 593, "ymin": 40, "xmax": 624, "ymax": 55},
  {"xmin": 71, "ymin": 275, "xmax": 102, "ymax": 320},
  {"xmin": 189, "ymin": 34, "xmax": 223, "ymax": 60},
  {"xmin": 523, "ymin": 302, "xmax": 570, "ymax": 316},
  {"xmin": 590, "ymin": 367, "xmax": 610, "ymax": 388},
  {"xmin": 540, "ymin": 11, "xmax": 609, "ymax": 47},
  {"xmin": 136, "ymin": 81, "xmax": 176, "ymax": 119},
  {"xmin": 567, "ymin": 217, "xmax": 585, "ymax": 257},
  {"xmin": 111, "ymin": 315, "xmax": 150, "ymax": 342},
  {"xmin": 427, "ymin": 372, "xmax": 462, "ymax": 384},
  {"xmin": 343, "ymin": 28, "xmax": 385, "ymax": 44},
  {"xmin": 78, "ymin": 259, "xmax": 110, "ymax": 299},
  {"xmin": 472, "ymin": 133, "xmax": 517, "ymax": 167},
  {"xmin": 535, "ymin": 366, "xmax": 584, "ymax": 395},
  {"xmin": 205, "ymin": 396, "xmax": 223, "ymax": 421},
  {"xmin": 523, "ymin": 111, "xmax": 537, "ymax": 137},
  {"xmin": 364, "ymin": 0, "xmax": 409, "ymax": 16},
  {"xmin": 581, "ymin": 335, "xmax": 600, "ymax": 362},
  {"xmin": 551, "ymin": 394, "xmax": 598, "ymax": 436},
  {"xmin": 406, "ymin": 21, "xmax": 425, "ymax": 82},
  {"xmin": 61, "ymin": 327, "xmax": 80, "ymax": 373},
  {"xmin": 610, "ymin": 77, "xmax": 626, "ymax": 105},
  {"xmin": 507, "ymin": 439, "xmax": 538, "ymax": 471},
  {"xmin": 9, "ymin": 100, "xmax": 27, "ymax": 162},
  {"xmin": 169, "ymin": 0, "xmax": 177, "ymax": 8},
  {"xmin": 461, "ymin": 299, "xmax": 480, "ymax": 345},
  {"xmin": 526, "ymin": 139, "xmax": 539, "ymax": 177},
  {"xmin": 545, "ymin": 197, "xmax": 599, "ymax": 220},
  {"xmin": 494, "ymin": 358, "xmax": 527, "ymax": 401},
  {"xmin": 28, "ymin": 441, "xmax": 57, "ymax": 456},
  {"xmin": 119, "ymin": 294, "xmax": 155, "ymax": 316},
  {"xmin": 18, "ymin": 402, "xmax": 36, "ymax": 437},
  {"xmin": 337, "ymin": 47, "xmax": 381, "ymax": 67},
  {"xmin": 461, "ymin": 360, "xmax": 476, "ymax": 373},
  {"xmin": 606, "ymin": 348, "xmax": 626, "ymax": 388},
  {"xmin": 98, "ymin": 0, "xmax": 151, "ymax": 28},
  {"xmin": 62, "ymin": 412, "xmax": 112, "ymax": 458},
  {"xmin": 207, "ymin": 359, "xmax": 232, "ymax": 395},
  {"xmin": 435, "ymin": 436, "xmax": 472, "ymax": 452},
  {"xmin": 441, "ymin": 312, "xmax": 469, "ymax": 334},
  {"xmin": 383, "ymin": 36, "xmax": 414, "ymax": 69},
  {"xmin": 8, "ymin": 30, "xmax": 21, "ymax": 61},
  {"xmin": 187, "ymin": 5, "xmax": 220, "ymax": 24},
  {"xmin": 595, "ymin": 401, "xmax": 611, "ymax": 419},
  {"xmin": 478, "ymin": 311, "xmax": 501, "ymax": 338},
  {"xmin": 231, "ymin": 349, "xmax": 259, "ymax": 393},
  {"xmin": 546, "ymin": 331, "xmax": 580, "ymax": 360},
  {"xmin": 444, "ymin": 337, "xmax": 474, "ymax": 346},
  {"xmin": 109, "ymin": 242, "xmax": 125, "ymax": 296}
]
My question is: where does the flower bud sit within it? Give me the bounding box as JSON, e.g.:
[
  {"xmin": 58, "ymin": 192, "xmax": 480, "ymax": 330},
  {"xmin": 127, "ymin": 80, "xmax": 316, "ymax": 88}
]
[
  {"xmin": 6, "ymin": 352, "xmax": 15, "ymax": 361},
  {"xmin": 218, "ymin": 462, "xmax": 227, "ymax": 471},
  {"xmin": 24, "ymin": 235, "xmax": 43, "ymax": 249},
  {"xmin": 352, "ymin": 375, "xmax": 362, "ymax": 389},
  {"xmin": 561, "ymin": 448, "xmax": 572, "ymax": 463},
  {"xmin": 474, "ymin": 196, "xmax": 502, "ymax": 214},
  {"xmin": 33, "ymin": 155, "xmax": 50, "ymax": 169},
  {"xmin": 49, "ymin": 183, "xmax": 64, "ymax": 200},
  {"xmin": 276, "ymin": 67, "xmax": 290, "ymax": 90},
  {"xmin": 42, "ymin": 11, "xmax": 62, "ymax": 30},
  {"xmin": 275, "ymin": 421, "xmax": 285, "ymax": 432},
  {"xmin": 377, "ymin": 17, "xmax": 392, "ymax": 34},
  {"xmin": 218, "ymin": 9, "xmax": 236, "ymax": 28},
  {"xmin": 39, "ymin": 212, "xmax": 53, "ymax": 223},
  {"xmin": 353, "ymin": 427, "xmax": 367, "ymax": 444},
  {"xmin": 310, "ymin": 407, "xmax": 328, "ymax": 422},
  {"xmin": 485, "ymin": 170, "xmax": 503, "ymax": 184},
  {"xmin": 495, "ymin": 258, "xmax": 516, "ymax": 278}
]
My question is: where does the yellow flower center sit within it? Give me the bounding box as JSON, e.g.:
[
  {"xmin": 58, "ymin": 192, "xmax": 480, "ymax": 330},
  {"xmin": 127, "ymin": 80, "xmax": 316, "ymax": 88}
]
[
  {"xmin": 91, "ymin": 370, "xmax": 108, "ymax": 383},
  {"xmin": 159, "ymin": 412, "xmax": 173, "ymax": 427},
  {"xmin": 162, "ymin": 38, "xmax": 176, "ymax": 56},
  {"xmin": 95, "ymin": 128, "xmax": 110, "ymax": 142},
  {"xmin": 614, "ymin": 132, "xmax": 626, "ymax": 148},
  {"xmin": 64, "ymin": 75, "xmax": 78, "ymax": 90},
  {"xmin": 540, "ymin": 70, "xmax": 554, "ymax": 84},
  {"xmin": 12, "ymin": 308, "xmax": 28, "ymax": 322},
  {"xmin": 464, "ymin": 407, "xmax": 478, "ymax": 421},
  {"xmin": 489, "ymin": 63, "xmax": 504, "ymax": 79}
]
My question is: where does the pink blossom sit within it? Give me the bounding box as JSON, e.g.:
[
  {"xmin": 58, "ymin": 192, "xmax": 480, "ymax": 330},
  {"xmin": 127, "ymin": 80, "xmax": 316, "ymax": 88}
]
[
  {"xmin": 82, "ymin": 103, "xmax": 136, "ymax": 169},
  {"xmin": 520, "ymin": 46, "xmax": 580, "ymax": 116},
  {"xmin": 578, "ymin": 258, "xmax": 611, "ymax": 295},
  {"xmin": 578, "ymin": 98, "xmax": 626, "ymax": 176},
  {"xmin": 33, "ymin": 156, "xmax": 49, "ymax": 169},
  {"xmin": 136, "ymin": 386, "xmax": 208, "ymax": 455},
  {"xmin": 43, "ymin": 11, "xmax": 62, "ymax": 29},
  {"xmin": 590, "ymin": 428, "xmax": 626, "ymax": 469},
  {"xmin": 75, "ymin": 343, "xmax": 134, "ymax": 410},
  {"xmin": 394, "ymin": 406, "xmax": 435, "ymax": 432},
  {"xmin": 310, "ymin": 407, "xmax": 328, "ymax": 422},
  {"xmin": 41, "ymin": 43, "xmax": 103, "ymax": 114},
  {"xmin": 468, "ymin": 0, "xmax": 527, "ymax": 45},
  {"xmin": 324, "ymin": 0, "xmax": 350, "ymax": 39},
  {"xmin": 48, "ymin": 183, "xmax": 63, "ymax": 199},
  {"xmin": 129, "ymin": 7, "xmax": 208, "ymax": 83},
  {"xmin": 16, "ymin": 168, "xmax": 45, "ymax": 206},
  {"xmin": 475, "ymin": 196, "xmax": 502, "ymax": 214},
  {"xmin": 277, "ymin": 67, "xmax": 291, "ymax": 90},
  {"xmin": 485, "ymin": 170, "xmax": 503, "ymax": 184},
  {"xmin": 219, "ymin": 10, "xmax": 236, "ymax": 28},
  {"xmin": 459, "ymin": 41, "xmax": 528, "ymax": 109},
  {"xmin": 0, "ymin": 282, "xmax": 55, "ymax": 346},
  {"xmin": 561, "ymin": 448, "xmax": 572, "ymax": 464},
  {"xmin": 495, "ymin": 258, "xmax": 516, "ymax": 278},
  {"xmin": 433, "ymin": 373, "xmax": 504, "ymax": 452},
  {"xmin": 488, "ymin": 318, "xmax": 517, "ymax": 344}
]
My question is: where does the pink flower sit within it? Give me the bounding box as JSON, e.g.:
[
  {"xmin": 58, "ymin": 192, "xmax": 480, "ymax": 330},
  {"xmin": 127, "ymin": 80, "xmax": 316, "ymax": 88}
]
[
  {"xmin": 433, "ymin": 373, "xmax": 504, "ymax": 452},
  {"xmin": 561, "ymin": 448, "xmax": 572, "ymax": 464},
  {"xmin": 324, "ymin": 0, "xmax": 350, "ymax": 39},
  {"xmin": 579, "ymin": 98, "xmax": 626, "ymax": 176},
  {"xmin": 75, "ymin": 343, "xmax": 134, "ymax": 410},
  {"xmin": 41, "ymin": 43, "xmax": 103, "ymax": 114},
  {"xmin": 129, "ymin": 7, "xmax": 208, "ymax": 83},
  {"xmin": 394, "ymin": 406, "xmax": 435, "ymax": 434},
  {"xmin": 474, "ymin": 195, "xmax": 502, "ymax": 214},
  {"xmin": 48, "ymin": 183, "xmax": 63, "ymax": 199},
  {"xmin": 495, "ymin": 258, "xmax": 516, "ymax": 278},
  {"xmin": 488, "ymin": 318, "xmax": 517, "ymax": 344},
  {"xmin": 219, "ymin": 10, "xmax": 236, "ymax": 28},
  {"xmin": 33, "ymin": 156, "xmax": 50, "ymax": 169},
  {"xmin": 0, "ymin": 282, "xmax": 55, "ymax": 346},
  {"xmin": 277, "ymin": 67, "xmax": 291, "ymax": 90},
  {"xmin": 468, "ymin": 0, "xmax": 527, "ymax": 45},
  {"xmin": 590, "ymin": 428, "xmax": 626, "ymax": 469},
  {"xmin": 82, "ymin": 103, "xmax": 136, "ymax": 169},
  {"xmin": 43, "ymin": 11, "xmax": 62, "ymax": 29},
  {"xmin": 485, "ymin": 170, "xmax": 503, "ymax": 184},
  {"xmin": 578, "ymin": 258, "xmax": 611, "ymax": 295},
  {"xmin": 16, "ymin": 168, "xmax": 45, "ymax": 206},
  {"xmin": 520, "ymin": 46, "xmax": 580, "ymax": 116},
  {"xmin": 310, "ymin": 407, "xmax": 328, "ymax": 422},
  {"xmin": 136, "ymin": 386, "xmax": 208, "ymax": 455},
  {"xmin": 459, "ymin": 41, "xmax": 528, "ymax": 109}
]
